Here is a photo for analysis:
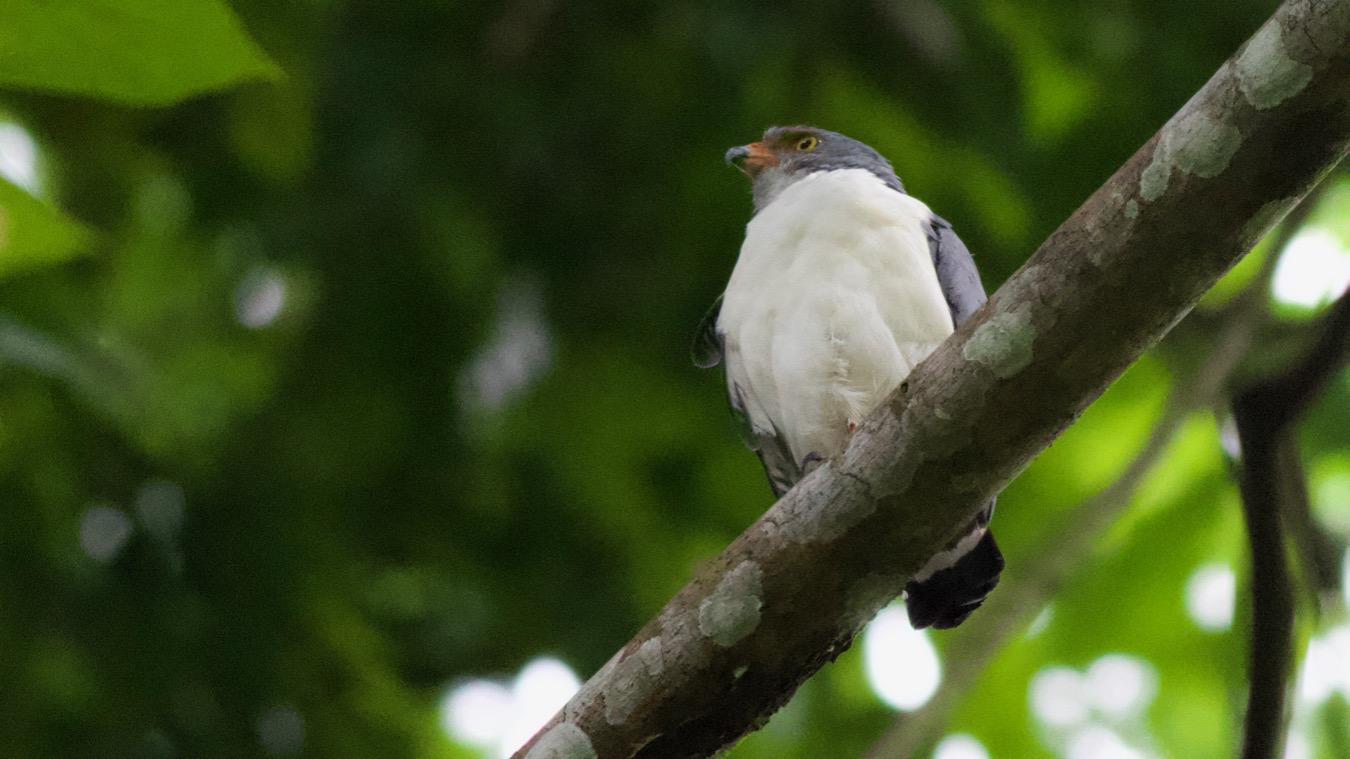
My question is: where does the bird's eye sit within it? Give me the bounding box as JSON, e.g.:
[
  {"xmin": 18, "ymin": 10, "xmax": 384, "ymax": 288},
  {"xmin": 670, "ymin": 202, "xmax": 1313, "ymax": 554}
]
[{"xmin": 796, "ymin": 135, "xmax": 819, "ymax": 151}]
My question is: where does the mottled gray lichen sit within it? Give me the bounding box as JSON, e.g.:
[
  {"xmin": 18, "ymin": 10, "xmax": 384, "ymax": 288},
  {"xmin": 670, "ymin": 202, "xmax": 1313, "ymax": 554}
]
[
  {"xmin": 1139, "ymin": 111, "xmax": 1244, "ymax": 201},
  {"xmin": 1236, "ymin": 21, "xmax": 1313, "ymax": 110},
  {"xmin": 1139, "ymin": 162, "xmax": 1171, "ymax": 202},
  {"xmin": 698, "ymin": 561, "xmax": 763, "ymax": 647},
  {"xmin": 1125, "ymin": 199, "xmax": 1140, "ymax": 219},
  {"xmin": 524, "ymin": 722, "xmax": 598, "ymax": 759},
  {"xmin": 603, "ymin": 637, "xmax": 665, "ymax": 725},
  {"xmin": 963, "ymin": 303, "xmax": 1035, "ymax": 379}
]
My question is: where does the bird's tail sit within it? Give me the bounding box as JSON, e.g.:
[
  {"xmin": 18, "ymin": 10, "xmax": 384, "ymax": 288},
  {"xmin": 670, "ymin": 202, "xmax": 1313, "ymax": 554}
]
[{"xmin": 904, "ymin": 530, "xmax": 1004, "ymax": 630}]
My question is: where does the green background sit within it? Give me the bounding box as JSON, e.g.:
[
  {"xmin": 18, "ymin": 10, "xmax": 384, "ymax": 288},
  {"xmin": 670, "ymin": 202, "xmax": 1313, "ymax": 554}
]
[{"xmin": 0, "ymin": 1, "xmax": 1347, "ymax": 757}]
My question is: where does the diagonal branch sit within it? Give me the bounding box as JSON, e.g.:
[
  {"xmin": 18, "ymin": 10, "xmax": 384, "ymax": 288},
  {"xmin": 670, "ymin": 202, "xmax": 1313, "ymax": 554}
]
[{"xmin": 515, "ymin": 2, "xmax": 1350, "ymax": 757}]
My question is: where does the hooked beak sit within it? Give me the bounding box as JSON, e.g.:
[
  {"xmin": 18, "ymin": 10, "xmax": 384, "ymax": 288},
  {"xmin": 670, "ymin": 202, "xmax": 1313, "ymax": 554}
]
[{"xmin": 725, "ymin": 142, "xmax": 776, "ymax": 177}]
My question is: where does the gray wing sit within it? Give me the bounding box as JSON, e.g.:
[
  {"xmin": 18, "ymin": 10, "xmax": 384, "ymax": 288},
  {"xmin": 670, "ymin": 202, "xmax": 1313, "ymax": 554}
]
[
  {"xmin": 925, "ymin": 216, "xmax": 997, "ymax": 526},
  {"xmin": 692, "ymin": 295, "xmax": 724, "ymax": 368},
  {"xmin": 730, "ymin": 385, "xmax": 803, "ymax": 497},
  {"xmin": 926, "ymin": 215, "xmax": 987, "ymax": 326},
  {"xmin": 693, "ymin": 296, "xmax": 803, "ymax": 497}
]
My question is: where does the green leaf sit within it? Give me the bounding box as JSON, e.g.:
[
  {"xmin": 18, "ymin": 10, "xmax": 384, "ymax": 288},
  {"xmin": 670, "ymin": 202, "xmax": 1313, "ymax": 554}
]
[
  {"xmin": 0, "ymin": 178, "xmax": 92, "ymax": 280},
  {"xmin": 0, "ymin": 0, "xmax": 280, "ymax": 105}
]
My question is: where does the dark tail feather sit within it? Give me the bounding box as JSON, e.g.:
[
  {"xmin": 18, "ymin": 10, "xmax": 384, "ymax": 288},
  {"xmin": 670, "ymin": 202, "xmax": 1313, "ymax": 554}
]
[{"xmin": 905, "ymin": 531, "xmax": 1004, "ymax": 630}]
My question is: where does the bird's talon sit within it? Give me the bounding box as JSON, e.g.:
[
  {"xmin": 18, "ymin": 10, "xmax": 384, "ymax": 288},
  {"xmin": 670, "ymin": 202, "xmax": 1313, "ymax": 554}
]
[{"xmin": 802, "ymin": 452, "xmax": 824, "ymax": 474}]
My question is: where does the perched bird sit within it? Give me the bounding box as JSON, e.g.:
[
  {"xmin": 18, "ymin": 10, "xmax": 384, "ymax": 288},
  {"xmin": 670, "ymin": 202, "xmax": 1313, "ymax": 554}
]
[{"xmin": 694, "ymin": 126, "xmax": 1003, "ymax": 629}]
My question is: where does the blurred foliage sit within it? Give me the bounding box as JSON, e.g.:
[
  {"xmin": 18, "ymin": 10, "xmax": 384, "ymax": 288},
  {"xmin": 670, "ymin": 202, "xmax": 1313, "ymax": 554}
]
[
  {"xmin": 0, "ymin": 1, "xmax": 1347, "ymax": 758},
  {"xmin": 0, "ymin": 177, "xmax": 91, "ymax": 279},
  {"xmin": 0, "ymin": 0, "xmax": 279, "ymax": 104}
]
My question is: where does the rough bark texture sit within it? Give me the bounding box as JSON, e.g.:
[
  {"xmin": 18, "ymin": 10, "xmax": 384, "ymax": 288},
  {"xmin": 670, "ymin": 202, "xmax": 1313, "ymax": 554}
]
[{"xmin": 514, "ymin": 2, "xmax": 1350, "ymax": 757}]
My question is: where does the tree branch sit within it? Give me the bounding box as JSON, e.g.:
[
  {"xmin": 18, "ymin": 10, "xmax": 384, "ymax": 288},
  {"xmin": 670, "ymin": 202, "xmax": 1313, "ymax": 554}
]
[
  {"xmin": 1233, "ymin": 290, "xmax": 1350, "ymax": 759},
  {"xmin": 515, "ymin": 2, "xmax": 1350, "ymax": 757}
]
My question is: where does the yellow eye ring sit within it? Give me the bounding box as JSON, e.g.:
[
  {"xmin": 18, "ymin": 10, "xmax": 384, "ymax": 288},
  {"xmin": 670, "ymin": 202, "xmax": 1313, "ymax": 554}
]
[{"xmin": 796, "ymin": 135, "xmax": 819, "ymax": 151}]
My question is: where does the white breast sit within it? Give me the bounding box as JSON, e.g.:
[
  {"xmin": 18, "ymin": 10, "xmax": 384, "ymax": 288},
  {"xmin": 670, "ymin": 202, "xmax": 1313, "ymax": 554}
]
[{"xmin": 719, "ymin": 168, "xmax": 954, "ymax": 466}]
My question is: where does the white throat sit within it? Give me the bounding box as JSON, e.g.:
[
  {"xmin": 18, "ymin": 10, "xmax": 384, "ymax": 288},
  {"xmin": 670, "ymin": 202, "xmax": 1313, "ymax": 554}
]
[{"xmin": 750, "ymin": 166, "xmax": 806, "ymax": 212}]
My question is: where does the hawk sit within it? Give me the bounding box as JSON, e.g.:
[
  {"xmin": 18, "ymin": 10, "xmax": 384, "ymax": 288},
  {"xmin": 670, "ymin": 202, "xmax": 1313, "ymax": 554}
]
[{"xmin": 695, "ymin": 126, "xmax": 1003, "ymax": 629}]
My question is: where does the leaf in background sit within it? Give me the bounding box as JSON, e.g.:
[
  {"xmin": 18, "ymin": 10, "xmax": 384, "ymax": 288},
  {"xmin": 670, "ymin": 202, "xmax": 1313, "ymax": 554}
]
[
  {"xmin": 0, "ymin": 0, "xmax": 280, "ymax": 105},
  {"xmin": 0, "ymin": 177, "xmax": 92, "ymax": 280}
]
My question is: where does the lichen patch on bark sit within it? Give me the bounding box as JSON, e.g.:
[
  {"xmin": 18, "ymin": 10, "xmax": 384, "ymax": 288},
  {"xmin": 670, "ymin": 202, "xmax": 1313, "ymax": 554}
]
[
  {"xmin": 1236, "ymin": 21, "xmax": 1313, "ymax": 109},
  {"xmin": 963, "ymin": 303, "xmax": 1036, "ymax": 379},
  {"xmin": 603, "ymin": 637, "xmax": 665, "ymax": 725},
  {"xmin": 698, "ymin": 561, "xmax": 764, "ymax": 647},
  {"xmin": 524, "ymin": 722, "xmax": 598, "ymax": 759},
  {"xmin": 1140, "ymin": 111, "xmax": 1244, "ymax": 201}
]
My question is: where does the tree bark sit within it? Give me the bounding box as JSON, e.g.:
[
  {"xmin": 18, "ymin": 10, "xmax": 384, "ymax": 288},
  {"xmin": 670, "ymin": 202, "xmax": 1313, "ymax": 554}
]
[{"xmin": 514, "ymin": 2, "xmax": 1350, "ymax": 757}]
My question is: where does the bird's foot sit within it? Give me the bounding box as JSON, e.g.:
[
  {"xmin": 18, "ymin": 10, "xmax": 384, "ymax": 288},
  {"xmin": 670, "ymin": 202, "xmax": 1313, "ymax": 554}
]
[{"xmin": 802, "ymin": 451, "xmax": 824, "ymax": 475}]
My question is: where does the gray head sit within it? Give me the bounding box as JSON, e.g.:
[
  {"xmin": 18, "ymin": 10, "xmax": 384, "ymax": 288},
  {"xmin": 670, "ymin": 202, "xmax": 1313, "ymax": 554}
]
[{"xmin": 725, "ymin": 126, "xmax": 905, "ymax": 211}]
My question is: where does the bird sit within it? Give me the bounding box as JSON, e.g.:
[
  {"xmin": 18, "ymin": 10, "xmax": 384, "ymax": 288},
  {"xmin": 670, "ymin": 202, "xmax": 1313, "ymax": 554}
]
[{"xmin": 693, "ymin": 126, "xmax": 1003, "ymax": 630}]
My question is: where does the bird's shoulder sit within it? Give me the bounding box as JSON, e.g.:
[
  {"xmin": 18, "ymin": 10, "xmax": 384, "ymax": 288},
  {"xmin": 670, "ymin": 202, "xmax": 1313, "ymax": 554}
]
[{"xmin": 924, "ymin": 215, "xmax": 988, "ymax": 326}]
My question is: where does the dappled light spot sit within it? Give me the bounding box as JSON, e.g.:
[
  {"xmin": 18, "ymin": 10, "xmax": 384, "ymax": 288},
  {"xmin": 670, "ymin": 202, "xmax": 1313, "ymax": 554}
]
[
  {"xmin": 1297, "ymin": 625, "xmax": 1350, "ymax": 704},
  {"xmin": 1284, "ymin": 729, "xmax": 1311, "ymax": 759},
  {"xmin": 1032, "ymin": 656, "xmax": 1160, "ymax": 756},
  {"xmin": 78, "ymin": 504, "xmax": 133, "ymax": 563},
  {"xmin": 234, "ymin": 266, "xmax": 288, "ymax": 328},
  {"xmin": 1029, "ymin": 666, "xmax": 1089, "ymax": 727},
  {"xmin": 1312, "ymin": 475, "xmax": 1350, "ymax": 535},
  {"xmin": 1066, "ymin": 725, "xmax": 1152, "ymax": 759},
  {"xmin": 441, "ymin": 656, "xmax": 581, "ymax": 758},
  {"xmin": 1271, "ymin": 228, "xmax": 1350, "ymax": 309},
  {"xmin": 1084, "ymin": 654, "xmax": 1157, "ymax": 718},
  {"xmin": 256, "ymin": 704, "xmax": 304, "ymax": 756},
  {"xmin": 503, "ymin": 658, "xmax": 582, "ymax": 754},
  {"xmin": 457, "ymin": 278, "xmax": 553, "ymax": 417},
  {"xmin": 442, "ymin": 679, "xmax": 512, "ymax": 750},
  {"xmin": 864, "ymin": 605, "xmax": 941, "ymax": 711},
  {"xmin": 134, "ymin": 479, "xmax": 185, "ymax": 543},
  {"xmin": 1025, "ymin": 604, "xmax": 1054, "ymax": 638},
  {"xmin": 1344, "ymin": 549, "xmax": 1350, "ymax": 608},
  {"xmin": 1218, "ymin": 416, "xmax": 1242, "ymax": 459},
  {"xmin": 0, "ymin": 121, "xmax": 40, "ymax": 195},
  {"xmin": 933, "ymin": 733, "xmax": 990, "ymax": 759},
  {"xmin": 1185, "ymin": 563, "xmax": 1235, "ymax": 632}
]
